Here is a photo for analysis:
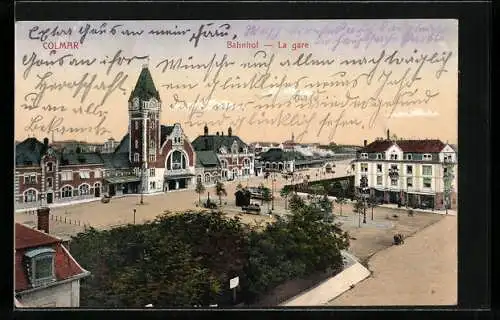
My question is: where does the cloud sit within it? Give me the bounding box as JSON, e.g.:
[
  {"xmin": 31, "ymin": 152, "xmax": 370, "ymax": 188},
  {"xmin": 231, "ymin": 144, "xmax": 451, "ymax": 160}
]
[{"xmin": 391, "ymin": 109, "xmax": 440, "ymax": 118}]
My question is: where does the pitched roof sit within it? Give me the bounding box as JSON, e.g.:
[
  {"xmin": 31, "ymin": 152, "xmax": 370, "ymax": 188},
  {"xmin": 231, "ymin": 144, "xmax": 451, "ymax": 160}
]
[
  {"xmin": 15, "ymin": 223, "xmax": 60, "ymax": 250},
  {"xmin": 160, "ymin": 125, "xmax": 174, "ymax": 145},
  {"xmin": 191, "ymin": 135, "xmax": 248, "ymax": 152},
  {"xmin": 394, "ymin": 139, "xmax": 446, "ymax": 153},
  {"xmin": 128, "ymin": 66, "xmax": 160, "ymax": 102},
  {"xmin": 260, "ymin": 148, "xmax": 305, "ymax": 162},
  {"xmin": 359, "ymin": 140, "xmax": 394, "ymax": 153},
  {"xmin": 58, "ymin": 152, "xmax": 104, "ymax": 165},
  {"xmin": 15, "ymin": 224, "xmax": 89, "ymax": 292},
  {"xmin": 359, "ymin": 139, "xmax": 447, "ymax": 153},
  {"xmin": 15, "ymin": 138, "xmax": 46, "ymax": 166},
  {"xmin": 195, "ymin": 151, "xmax": 220, "ymax": 167}
]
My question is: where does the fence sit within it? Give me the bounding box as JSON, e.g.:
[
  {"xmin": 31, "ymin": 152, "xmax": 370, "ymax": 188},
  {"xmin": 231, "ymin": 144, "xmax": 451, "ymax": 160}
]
[{"xmin": 23, "ymin": 209, "xmax": 91, "ymax": 230}]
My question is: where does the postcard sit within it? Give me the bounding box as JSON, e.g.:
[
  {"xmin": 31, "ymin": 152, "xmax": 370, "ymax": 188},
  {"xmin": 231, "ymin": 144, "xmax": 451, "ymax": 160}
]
[{"xmin": 14, "ymin": 19, "xmax": 458, "ymax": 308}]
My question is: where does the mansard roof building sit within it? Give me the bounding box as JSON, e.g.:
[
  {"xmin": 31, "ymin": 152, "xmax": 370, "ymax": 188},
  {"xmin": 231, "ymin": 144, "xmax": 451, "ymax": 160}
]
[{"xmin": 351, "ymin": 132, "xmax": 457, "ymax": 211}]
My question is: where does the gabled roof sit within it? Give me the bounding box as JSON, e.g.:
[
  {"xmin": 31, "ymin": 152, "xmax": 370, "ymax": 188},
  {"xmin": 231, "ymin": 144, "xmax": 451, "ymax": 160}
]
[
  {"xmin": 195, "ymin": 150, "xmax": 220, "ymax": 167},
  {"xmin": 191, "ymin": 135, "xmax": 248, "ymax": 152},
  {"xmin": 128, "ymin": 66, "xmax": 161, "ymax": 102}
]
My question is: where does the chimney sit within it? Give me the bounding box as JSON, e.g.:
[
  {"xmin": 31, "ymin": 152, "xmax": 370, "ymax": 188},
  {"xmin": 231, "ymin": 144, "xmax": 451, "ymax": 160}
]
[
  {"xmin": 216, "ymin": 131, "xmax": 220, "ymax": 136},
  {"xmin": 221, "ymin": 131, "xmax": 224, "ymax": 136},
  {"xmin": 386, "ymin": 129, "xmax": 390, "ymax": 140},
  {"xmin": 363, "ymin": 140, "xmax": 367, "ymax": 147},
  {"xmin": 43, "ymin": 137, "xmax": 49, "ymax": 148},
  {"xmin": 37, "ymin": 207, "xmax": 50, "ymax": 234},
  {"xmin": 228, "ymin": 127, "xmax": 232, "ymax": 137},
  {"xmin": 204, "ymin": 124, "xmax": 208, "ymax": 136}
]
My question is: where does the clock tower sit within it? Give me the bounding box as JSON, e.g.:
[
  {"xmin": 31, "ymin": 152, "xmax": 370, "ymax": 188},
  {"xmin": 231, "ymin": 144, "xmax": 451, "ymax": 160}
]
[{"xmin": 128, "ymin": 64, "xmax": 162, "ymax": 193}]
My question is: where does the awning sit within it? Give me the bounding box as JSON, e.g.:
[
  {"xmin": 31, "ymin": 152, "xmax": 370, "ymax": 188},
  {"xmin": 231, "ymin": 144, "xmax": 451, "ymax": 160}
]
[
  {"xmin": 104, "ymin": 176, "xmax": 141, "ymax": 184},
  {"xmin": 165, "ymin": 174, "xmax": 195, "ymax": 180}
]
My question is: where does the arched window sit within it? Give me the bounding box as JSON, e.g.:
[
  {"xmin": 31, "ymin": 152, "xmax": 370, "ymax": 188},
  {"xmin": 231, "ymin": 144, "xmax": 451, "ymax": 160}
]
[
  {"xmin": 243, "ymin": 159, "xmax": 250, "ymax": 167},
  {"xmin": 24, "ymin": 189, "xmax": 37, "ymax": 203},
  {"xmin": 79, "ymin": 184, "xmax": 90, "ymax": 196},
  {"xmin": 265, "ymin": 162, "xmax": 270, "ymax": 169},
  {"xmin": 134, "ymin": 153, "xmax": 140, "ymax": 162},
  {"xmin": 61, "ymin": 186, "xmax": 73, "ymax": 198},
  {"xmin": 168, "ymin": 151, "xmax": 187, "ymax": 170},
  {"xmin": 150, "ymin": 140, "xmax": 155, "ymax": 149},
  {"xmin": 46, "ymin": 162, "xmax": 53, "ymax": 172},
  {"xmin": 197, "ymin": 175, "xmax": 202, "ymax": 183},
  {"xmin": 204, "ymin": 173, "xmax": 211, "ymax": 183},
  {"xmin": 94, "ymin": 182, "xmax": 101, "ymax": 194}
]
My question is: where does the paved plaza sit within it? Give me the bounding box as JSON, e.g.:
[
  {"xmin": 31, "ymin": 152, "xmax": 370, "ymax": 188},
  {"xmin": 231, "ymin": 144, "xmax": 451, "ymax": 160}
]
[{"xmin": 328, "ymin": 215, "xmax": 457, "ymax": 306}]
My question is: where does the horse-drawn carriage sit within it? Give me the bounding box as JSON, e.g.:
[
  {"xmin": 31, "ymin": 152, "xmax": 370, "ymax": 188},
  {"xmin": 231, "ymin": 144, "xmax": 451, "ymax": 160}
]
[{"xmin": 393, "ymin": 233, "xmax": 405, "ymax": 245}]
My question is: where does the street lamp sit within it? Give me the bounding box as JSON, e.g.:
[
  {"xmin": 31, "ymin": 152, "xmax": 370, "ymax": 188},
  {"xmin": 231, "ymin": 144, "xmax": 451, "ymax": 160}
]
[
  {"xmin": 133, "ymin": 208, "xmax": 136, "ymax": 224},
  {"xmin": 388, "ymin": 167, "xmax": 399, "ymax": 205}
]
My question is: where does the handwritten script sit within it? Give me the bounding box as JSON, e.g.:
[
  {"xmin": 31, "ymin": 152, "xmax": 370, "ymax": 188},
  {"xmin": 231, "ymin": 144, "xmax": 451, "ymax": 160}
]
[{"xmin": 16, "ymin": 20, "xmax": 457, "ymax": 142}]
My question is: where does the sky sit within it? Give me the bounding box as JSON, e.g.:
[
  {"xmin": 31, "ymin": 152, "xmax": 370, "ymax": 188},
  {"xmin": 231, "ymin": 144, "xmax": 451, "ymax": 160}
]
[{"xmin": 15, "ymin": 19, "xmax": 458, "ymax": 145}]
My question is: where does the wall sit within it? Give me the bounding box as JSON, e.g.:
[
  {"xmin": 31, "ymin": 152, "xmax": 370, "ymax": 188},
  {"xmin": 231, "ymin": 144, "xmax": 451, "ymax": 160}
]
[{"xmin": 18, "ymin": 279, "xmax": 80, "ymax": 307}]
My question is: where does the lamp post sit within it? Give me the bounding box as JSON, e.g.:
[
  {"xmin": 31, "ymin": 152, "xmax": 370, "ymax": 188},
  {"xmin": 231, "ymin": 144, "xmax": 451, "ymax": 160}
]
[
  {"xmin": 388, "ymin": 167, "xmax": 399, "ymax": 205},
  {"xmin": 133, "ymin": 208, "xmax": 136, "ymax": 225}
]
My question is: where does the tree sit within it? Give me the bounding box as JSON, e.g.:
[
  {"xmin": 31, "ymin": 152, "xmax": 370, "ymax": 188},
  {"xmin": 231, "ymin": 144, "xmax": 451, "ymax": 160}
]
[
  {"xmin": 215, "ymin": 181, "xmax": 227, "ymax": 206},
  {"xmin": 335, "ymin": 196, "xmax": 347, "ymax": 216},
  {"xmin": 280, "ymin": 188, "xmax": 290, "ymax": 210},
  {"xmin": 261, "ymin": 187, "xmax": 272, "ymax": 213},
  {"xmin": 195, "ymin": 180, "xmax": 206, "ymax": 205},
  {"xmin": 367, "ymin": 194, "xmax": 378, "ymax": 220},
  {"xmin": 353, "ymin": 198, "xmax": 365, "ymax": 213},
  {"xmin": 288, "ymin": 193, "xmax": 305, "ymax": 212}
]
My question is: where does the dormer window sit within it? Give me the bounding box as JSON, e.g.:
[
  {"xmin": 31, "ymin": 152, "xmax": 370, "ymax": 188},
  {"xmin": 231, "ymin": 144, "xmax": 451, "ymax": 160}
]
[
  {"xmin": 390, "ymin": 154, "xmax": 398, "ymax": 160},
  {"xmin": 360, "ymin": 153, "xmax": 368, "ymax": 159},
  {"xmin": 24, "ymin": 247, "xmax": 56, "ymax": 287},
  {"xmin": 46, "ymin": 162, "xmax": 53, "ymax": 172},
  {"xmin": 406, "ymin": 154, "xmax": 412, "ymax": 160},
  {"xmin": 423, "ymin": 154, "xmax": 432, "ymax": 161},
  {"xmin": 231, "ymin": 142, "xmax": 238, "ymax": 154},
  {"xmin": 376, "ymin": 153, "xmax": 382, "ymax": 160}
]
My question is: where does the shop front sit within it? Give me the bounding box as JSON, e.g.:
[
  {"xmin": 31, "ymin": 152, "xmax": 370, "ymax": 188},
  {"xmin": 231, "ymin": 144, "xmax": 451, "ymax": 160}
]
[{"xmin": 104, "ymin": 176, "xmax": 141, "ymax": 196}]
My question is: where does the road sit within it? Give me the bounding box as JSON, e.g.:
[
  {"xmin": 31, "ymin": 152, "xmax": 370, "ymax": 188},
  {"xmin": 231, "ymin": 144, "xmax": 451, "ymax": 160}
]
[{"xmin": 327, "ymin": 215, "xmax": 457, "ymax": 306}]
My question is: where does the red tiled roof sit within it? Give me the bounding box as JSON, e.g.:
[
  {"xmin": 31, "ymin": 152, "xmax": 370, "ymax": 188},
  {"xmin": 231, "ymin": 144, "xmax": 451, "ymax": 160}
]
[
  {"xmin": 15, "ymin": 224, "xmax": 59, "ymax": 250},
  {"xmin": 360, "ymin": 140, "xmax": 394, "ymax": 152},
  {"xmin": 360, "ymin": 139, "xmax": 446, "ymax": 153},
  {"xmin": 15, "ymin": 223, "xmax": 88, "ymax": 292},
  {"xmin": 396, "ymin": 139, "xmax": 446, "ymax": 153}
]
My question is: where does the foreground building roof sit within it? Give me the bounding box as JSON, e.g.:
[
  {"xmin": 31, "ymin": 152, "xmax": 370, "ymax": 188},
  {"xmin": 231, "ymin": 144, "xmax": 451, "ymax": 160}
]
[{"xmin": 15, "ymin": 223, "xmax": 90, "ymax": 293}]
